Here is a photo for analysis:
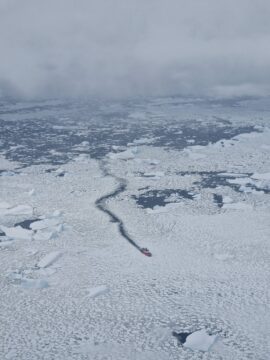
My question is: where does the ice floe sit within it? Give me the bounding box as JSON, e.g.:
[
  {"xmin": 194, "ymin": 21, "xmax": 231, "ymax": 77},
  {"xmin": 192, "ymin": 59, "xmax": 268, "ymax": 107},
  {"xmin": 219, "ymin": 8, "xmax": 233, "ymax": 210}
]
[
  {"xmin": 30, "ymin": 211, "xmax": 64, "ymax": 240},
  {"xmin": 143, "ymin": 171, "xmax": 164, "ymax": 178},
  {"xmin": 21, "ymin": 278, "xmax": 49, "ymax": 289},
  {"xmin": 214, "ymin": 253, "xmax": 234, "ymax": 261},
  {"xmin": 73, "ymin": 153, "xmax": 91, "ymax": 163},
  {"xmin": 130, "ymin": 137, "xmax": 158, "ymax": 145},
  {"xmin": 30, "ymin": 218, "xmax": 61, "ymax": 231},
  {"xmin": 87, "ymin": 285, "xmax": 109, "ymax": 298},
  {"xmin": 36, "ymin": 251, "xmax": 62, "ymax": 268},
  {"xmin": 0, "ymin": 201, "xmax": 12, "ymax": 209},
  {"xmin": 223, "ymin": 202, "xmax": 253, "ymax": 211},
  {"xmin": 108, "ymin": 147, "xmax": 138, "ymax": 160},
  {"xmin": 185, "ymin": 150, "xmax": 207, "ymax": 160},
  {"xmin": 0, "ymin": 240, "xmax": 13, "ymax": 248},
  {"xmin": 0, "ymin": 225, "xmax": 33, "ymax": 240},
  {"xmin": 222, "ymin": 196, "xmax": 233, "ymax": 204},
  {"xmin": 28, "ymin": 189, "xmax": 36, "ymax": 196},
  {"xmin": 34, "ymin": 231, "xmax": 55, "ymax": 241},
  {"xmin": 0, "ymin": 204, "xmax": 33, "ymax": 216},
  {"xmin": 55, "ymin": 168, "xmax": 65, "ymax": 176},
  {"xmin": 183, "ymin": 329, "xmax": 218, "ymax": 352},
  {"xmin": 251, "ymin": 172, "xmax": 270, "ymax": 181}
]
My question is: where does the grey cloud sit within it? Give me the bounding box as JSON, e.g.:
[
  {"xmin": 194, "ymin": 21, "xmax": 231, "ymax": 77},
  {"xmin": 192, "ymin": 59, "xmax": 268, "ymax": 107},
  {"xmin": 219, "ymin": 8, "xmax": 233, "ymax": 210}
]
[{"xmin": 1, "ymin": 0, "xmax": 270, "ymax": 99}]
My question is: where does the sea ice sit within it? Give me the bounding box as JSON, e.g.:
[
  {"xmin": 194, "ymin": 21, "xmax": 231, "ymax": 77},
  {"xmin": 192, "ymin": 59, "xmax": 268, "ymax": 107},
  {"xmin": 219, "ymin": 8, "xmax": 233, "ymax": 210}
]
[
  {"xmin": 0, "ymin": 201, "xmax": 12, "ymax": 209},
  {"xmin": 21, "ymin": 278, "xmax": 49, "ymax": 289},
  {"xmin": 52, "ymin": 210, "xmax": 63, "ymax": 217},
  {"xmin": 143, "ymin": 171, "xmax": 164, "ymax": 178},
  {"xmin": 183, "ymin": 329, "xmax": 218, "ymax": 352},
  {"xmin": 34, "ymin": 231, "xmax": 54, "ymax": 241},
  {"xmin": 0, "ymin": 225, "xmax": 33, "ymax": 240},
  {"xmin": 0, "ymin": 204, "xmax": 33, "ymax": 216},
  {"xmin": 108, "ymin": 148, "xmax": 137, "ymax": 160},
  {"xmin": 0, "ymin": 240, "xmax": 13, "ymax": 248},
  {"xmin": 222, "ymin": 196, "xmax": 233, "ymax": 204},
  {"xmin": 223, "ymin": 202, "xmax": 253, "ymax": 210},
  {"xmin": 28, "ymin": 189, "xmax": 35, "ymax": 196},
  {"xmin": 36, "ymin": 251, "xmax": 62, "ymax": 268},
  {"xmin": 73, "ymin": 154, "xmax": 91, "ymax": 163},
  {"xmin": 87, "ymin": 285, "xmax": 109, "ymax": 298},
  {"xmin": 30, "ymin": 218, "xmax": 61, "ymax": 230},
  {"xmin": 186, "ymin": 151, "xmax": 206, "ymax": 160},
  {"xmin": 251, "ymin": 172, "xmax": 270, "ymax": 180},
  {"xmin": 214, "ymin": 253, "xmax": 234, "ymax": 261}
]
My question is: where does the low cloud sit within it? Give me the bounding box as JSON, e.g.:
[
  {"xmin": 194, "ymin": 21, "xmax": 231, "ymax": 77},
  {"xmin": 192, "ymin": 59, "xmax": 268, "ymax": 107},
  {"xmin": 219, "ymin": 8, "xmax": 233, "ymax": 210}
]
[{"xmin": 1, "ymin": 0, "xmax": 270, "ymax": 99}]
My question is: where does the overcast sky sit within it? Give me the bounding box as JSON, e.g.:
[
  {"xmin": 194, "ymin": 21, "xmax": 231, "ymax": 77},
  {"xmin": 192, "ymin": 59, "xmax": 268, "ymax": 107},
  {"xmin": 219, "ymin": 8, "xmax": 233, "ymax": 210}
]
[{"xmin": 1, "ymin": 0, "xmax": 270, "ymax": 99}]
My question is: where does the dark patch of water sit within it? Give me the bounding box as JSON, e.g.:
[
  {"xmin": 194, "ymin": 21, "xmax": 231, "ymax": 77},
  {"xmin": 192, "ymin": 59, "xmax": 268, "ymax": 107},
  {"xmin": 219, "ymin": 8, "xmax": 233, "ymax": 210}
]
[
  {"xmin": 213, "ymin": 194, "xmax": 223, "ymax": 208},
  {"xmin": 133, "ymin": 189, "xmax": 194, "ymax": 209},
  {"xmin": 172, "ymin": 331, "xmax": 192, "ymax": 345},
  {"xmin": 189, "ymin": 171, "xmax": 270, "ymax": 194},
  {"xmin": 14, "ymin": 219, "xmax": 41, "ymax": 230},
  {"xmin": 95, "ymin": 181, "xmax": 141, "ymax": 250},
  {"xmin": 0, "ymin": 100, "xmax": 260, "ymax": 166}
]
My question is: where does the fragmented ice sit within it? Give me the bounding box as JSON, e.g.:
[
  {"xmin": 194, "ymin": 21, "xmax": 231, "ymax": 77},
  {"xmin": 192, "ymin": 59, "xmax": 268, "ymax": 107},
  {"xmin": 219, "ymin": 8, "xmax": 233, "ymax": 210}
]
[{"xmin": 0, "ymin": 98, "xmax": 270, "ymax": 359}]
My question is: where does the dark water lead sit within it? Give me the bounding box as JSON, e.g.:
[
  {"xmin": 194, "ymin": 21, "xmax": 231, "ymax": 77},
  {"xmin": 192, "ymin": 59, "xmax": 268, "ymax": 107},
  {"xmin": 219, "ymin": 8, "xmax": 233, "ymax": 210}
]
[{"xmin": 95, "ymin": 181, "xmax": 141, "ymax": 251}]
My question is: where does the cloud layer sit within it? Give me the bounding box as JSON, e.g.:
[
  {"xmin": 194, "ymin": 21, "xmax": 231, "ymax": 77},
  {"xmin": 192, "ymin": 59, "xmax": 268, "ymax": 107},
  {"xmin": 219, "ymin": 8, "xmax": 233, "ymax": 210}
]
[{"xmin": 1, "ymin": 0, "xmax": 270, "ymax": 99}]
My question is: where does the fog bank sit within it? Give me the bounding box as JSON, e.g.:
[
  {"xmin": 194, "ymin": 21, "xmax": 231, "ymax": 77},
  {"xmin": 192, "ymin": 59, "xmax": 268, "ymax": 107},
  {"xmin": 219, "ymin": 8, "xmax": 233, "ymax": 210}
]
[{"xmin": 1, "ymin": 0, "xmax": 270, "ymax": 99}]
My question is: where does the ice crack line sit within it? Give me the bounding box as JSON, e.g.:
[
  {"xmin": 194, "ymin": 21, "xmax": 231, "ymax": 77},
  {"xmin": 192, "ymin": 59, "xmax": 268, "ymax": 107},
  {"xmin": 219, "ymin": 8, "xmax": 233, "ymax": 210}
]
[{"xmin": 95, "ymin": 161, "xmax": 151, "ymax": 256}]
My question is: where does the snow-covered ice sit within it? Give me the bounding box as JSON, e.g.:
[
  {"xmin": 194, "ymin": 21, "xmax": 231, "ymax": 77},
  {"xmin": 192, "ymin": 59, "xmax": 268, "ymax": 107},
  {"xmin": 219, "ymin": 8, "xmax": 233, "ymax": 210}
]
[
  {"xmin": 87, "ymin": 285, "xmax": 109, "ymax": 298},
  {"xmin": 108, "ymin": 147, "xmax": 138, "ymax": 160},
  {"xmin": 0, "ymin": 225, "xmax": 33, "ymax": 240},
  {"xmin": 183, "ymin": 329, "xmax": 218, "ymax": 352},
  {"xmin": 222, "ymin": 196, "xmax": 233, "ymax": 204},
  {"xmin": 222, "ymin": 202, "xmax": 253, "ymax": 210},
  {"xmin": 30, "ymin": 218, "xmax": 61, "ymax": 230},
  {"xmin": 0, "ymin": 240, "xmax": 13, "ymax": 248},
  {"xmin": 0, "ymin": 204, "xmax": 33, "ymax": 216},
  {"xmin": 21, "ymin": 278, "xmax": 49, "ymax": 289},
  {"xmin": 36, "ymin": 251, "xmax": 62, "ymax": 268}
]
